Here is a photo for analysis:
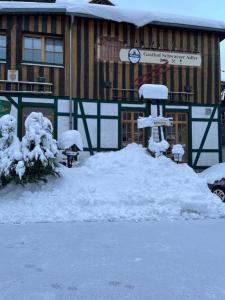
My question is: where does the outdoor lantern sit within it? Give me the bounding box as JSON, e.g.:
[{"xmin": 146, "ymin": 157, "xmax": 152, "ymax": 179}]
[
  {"xmin": 64, "ymin": 149, "xmax": 78, "ymax": 168},
  {"xmin": 172, "ymin": 144, "xmax": 184, "ymax": 164}
]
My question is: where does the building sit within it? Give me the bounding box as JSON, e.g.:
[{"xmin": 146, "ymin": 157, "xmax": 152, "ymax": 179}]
[{"xmin": 0, "ymin": 0, "xmax": 224, "ymax": 168}]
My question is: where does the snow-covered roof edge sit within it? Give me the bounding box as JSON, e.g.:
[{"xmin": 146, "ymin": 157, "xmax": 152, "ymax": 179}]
[{"xmin": 0, "ymin": 1, "xmax": 225, "ymax": 34}]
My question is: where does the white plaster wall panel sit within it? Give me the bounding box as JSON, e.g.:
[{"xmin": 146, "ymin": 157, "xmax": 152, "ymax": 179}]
[
  {"xmin": 150, "ymin": 104, "xmax": 163, "ymax": 115},
  {"xmin": 192, "ymin": 122, "xmax": 207, "ymax": 149},
  {"xmin": 121, "ymin": 104, "xmax": 146, "ymax": 108},
  {"xmin": 192, "ymin": 152, "xmax": 219, "ymax": 167},
  {"xmin": 77, "ymin": 102, "xmax": 97, "ymax": 115},
  {"xmin": 58, "ymin": 100, "xmax": 70, "ymax": 113},
  {"xmin": 203, "ymin": 122, "xmax": 219, "ymax": 150},
  {"xmin": 57, "ymin": 116, "xmax": 70, "ymax": 138},
  {"xmin": 78, "ymin": 118, "xmax": 97, "ymax": 148},
  {"xmin": 192, "ymin": 107, "xmax": 218, "ymax": 119},
  {"xmin": 101, "ymin": 103, "xmax": 118, "ymax": 116},
  {"xmin": 101, "ymin": 119, "xmax": 118, "ymax": 148},
  {"xmin": 22, "ymin": 97, "xmax": 54, "ymax": 104},
  {"xmin": 78, "ymin": 119, "xmax": 88, "ymax": 148},
  {"xmin": 165, "ymin": 105, "xmax": 189, "ymax": 110}
]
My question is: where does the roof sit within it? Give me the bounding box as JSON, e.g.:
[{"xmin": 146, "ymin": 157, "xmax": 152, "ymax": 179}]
[{"xmin": 0, "ymin": 1, "xmax": 225, "ymax": 34}]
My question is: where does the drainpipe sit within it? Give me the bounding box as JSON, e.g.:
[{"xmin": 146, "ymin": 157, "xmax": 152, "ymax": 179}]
[{"xmin": 69, "ymin": 14, "xmax": 74, "ymax": 130}]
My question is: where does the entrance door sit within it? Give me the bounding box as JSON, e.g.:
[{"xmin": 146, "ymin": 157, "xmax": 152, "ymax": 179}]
[
  {"xmin": 121, "ymin": 111, "xmax": 145, "ymax": 147},
  {"xmin": 165, "ymin": 112, "xmax": 189, "ymax": 162}
]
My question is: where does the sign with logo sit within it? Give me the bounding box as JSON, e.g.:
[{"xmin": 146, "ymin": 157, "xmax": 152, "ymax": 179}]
[
  {"xmin": 128, "ymin": 48, "xmax": 141, "ymax": 64},
  {"xmin": 7, "ymin": 70, "xmax": 19, "ymax": 82},
  {"xmin": 0, "ymin": 100, "xmax": 11, "ymax": 118},
  {"xmin": 120, "ymin": 48, "xmax": 201, "ymax": 67}
]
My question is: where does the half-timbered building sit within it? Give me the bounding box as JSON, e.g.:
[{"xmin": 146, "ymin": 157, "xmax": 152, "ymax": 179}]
[{"xmin": 0, "ymin": 0, "xmax": 224, "ymax": 168}]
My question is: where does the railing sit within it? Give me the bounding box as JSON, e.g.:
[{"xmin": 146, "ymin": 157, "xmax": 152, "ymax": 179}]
[
  {"xmin": 113, "ymin": 88, "xmax": 194, "ymax": 101},
  {"xmin": 0, "ymin": 80, "xmax": 53, "ymax": 94}
]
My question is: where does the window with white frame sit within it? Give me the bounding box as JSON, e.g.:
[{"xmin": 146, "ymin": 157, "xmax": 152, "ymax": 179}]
[{"xmin": 23, "ymin": 36, "xmax": 63, "ymax": 65}]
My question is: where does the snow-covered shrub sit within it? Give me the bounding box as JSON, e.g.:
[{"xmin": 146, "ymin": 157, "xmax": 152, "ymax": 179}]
[
  {"xmin": 21, "ymin": 112, "xmax": 59, "ymax": 183},
  {"xmin": 0, "ymin": 115, "xmax": 24, "ymax": 187}
]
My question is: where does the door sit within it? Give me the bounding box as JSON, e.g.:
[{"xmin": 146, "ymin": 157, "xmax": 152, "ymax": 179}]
[
  {"xmin": 121, "ymin": 111, "xmax": 145, "ymax": 147},
  {"xmin": 165, "ymin": 112, "xmax": 189, "ymax": 162}
]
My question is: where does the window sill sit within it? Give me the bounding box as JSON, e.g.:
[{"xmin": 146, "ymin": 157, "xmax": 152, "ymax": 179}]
[
  {"xmin": 0, "ymin": 60, "xmax": 6, "ymax": 64},
  {"xmin": 21, "ymin": 62, "xmax": 64, "ymax": 69}
]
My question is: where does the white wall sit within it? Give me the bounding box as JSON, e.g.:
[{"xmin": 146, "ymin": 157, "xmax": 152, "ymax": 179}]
[{"xmin": 101, "ymin": 119, "xmax": 118, "ymax": 148}]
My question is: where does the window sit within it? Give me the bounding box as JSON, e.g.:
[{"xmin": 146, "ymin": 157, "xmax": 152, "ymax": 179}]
[
  {"xmin": 24, "ymin": 37, "xmax": 41, "ymax": 62},
  {"xmin": 45, "ymin": 38, "xmax": 63, "ymax": 64},
  {"xmin": 23, "ymin": 36, "xmax": 63, "ymax": 65},
  {"xmin": 122, "ymin": 111, "xmax": 145, "ymax": 147},
  {"xmin": 0, "ymin": 35, "xmax": 6, "ymax": 61},
  {"xmin": 165, "ymin": 112, "xmax": 189, "ymax": 162}
]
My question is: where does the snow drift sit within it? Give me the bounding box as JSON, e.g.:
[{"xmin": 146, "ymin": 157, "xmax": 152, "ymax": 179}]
[{"xmin": 0, "ymin": 144, "xmax": 224, "ymax": 224}]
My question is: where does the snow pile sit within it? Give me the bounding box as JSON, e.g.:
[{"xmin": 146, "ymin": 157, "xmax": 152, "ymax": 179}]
[
  {"xmin": 139, "ymin": 84, "xmax": 168, "ymax": 100},
  {"xmin": 21, "ymin": 112, "xmax": 58, "ymax": 167},
  {"xmin": 199, "ymin": 163, "xmax": 225, "ymax": 184},
  {"xmin": 58, "ymin": 130, "xmax": 83, "ymax": 150},
  {"xmin": 148, "ymin": 136, "xmax": 169, "ymax": 157},
  {"xmin": 0, "ymin": 115, "xmax": 24, "ymax": 180},
  {"xmin": 0, "ymin": 144, "xmax": 224, "ymax": 224}
]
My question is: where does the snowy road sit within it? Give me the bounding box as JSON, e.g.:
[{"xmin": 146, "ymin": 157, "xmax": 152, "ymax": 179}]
[{"xmin": 1, "ymin": 220, "xmax": 225, "ymax": 300}]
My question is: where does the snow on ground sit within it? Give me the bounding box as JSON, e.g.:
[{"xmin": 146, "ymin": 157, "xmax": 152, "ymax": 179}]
[
  {"xmin": 199, "ymin": 162, "xmax": 225, "ymax": 184},
  {"xmin": 0, "ymin": 144, "xmax": 224, "ymax": 224},
  {"xmin": 1, "ymin": 220, "xmax": 225, "ymax": 300}
]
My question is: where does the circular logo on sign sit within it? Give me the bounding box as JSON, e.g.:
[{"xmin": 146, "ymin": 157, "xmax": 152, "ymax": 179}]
[{"xmin": 128, "ymin": 48, "xmax": 141, "ymax": 64}]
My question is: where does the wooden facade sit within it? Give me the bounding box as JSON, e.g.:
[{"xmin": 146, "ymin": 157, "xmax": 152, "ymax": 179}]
[
  {"xmin": 72, "ymin": 19, "xmax": 221, "ymax": 104},
  {"xmin": 0, "ymin": 14, "xmax": 222, "ymax": 104},
  {"xmin": 0, "ymin": 14, "xmax": 69, "ymax": 96}
]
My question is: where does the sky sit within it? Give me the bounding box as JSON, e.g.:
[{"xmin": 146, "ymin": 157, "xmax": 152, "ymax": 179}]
[{"xmin": 113, "ymin": 0, "xmax": 225, "ymax": 81}]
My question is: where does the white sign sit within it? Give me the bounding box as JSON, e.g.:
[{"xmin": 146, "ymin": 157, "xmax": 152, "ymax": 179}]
[
  {"xmin": 7, "ymin": 70, "xmax": 18, "ymax": 82},
  {"xmin": 138, "ymin": 116, "xmax": 173, "ymax": 129},
  {"xmin": 120, "ymin": 48, "xmax": 201, "ymax": 67}
]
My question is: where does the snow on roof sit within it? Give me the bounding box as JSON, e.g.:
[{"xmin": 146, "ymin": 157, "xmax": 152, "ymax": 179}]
[
  {"xmin": 139, "ymin": 84, "xmax": 168, "ymax": 100},
  {"xmin": 0, "ymin": 1, "xmax": 225, "ymax": 32}
]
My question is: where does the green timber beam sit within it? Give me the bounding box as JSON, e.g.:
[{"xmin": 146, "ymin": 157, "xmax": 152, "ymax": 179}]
[
  {"xmin": 78, "ymin": 100, "xmax": 94, "ymax": 156},
  {"xmin": 5, "ymin": 95, "xmax": 19, "ymax": 108}
]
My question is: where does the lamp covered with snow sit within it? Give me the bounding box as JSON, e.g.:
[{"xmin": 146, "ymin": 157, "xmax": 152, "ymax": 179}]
[
  {"xmin": 58, "ymin": 130, "xmax": 83, "ymax": 168},
  {"xmin": 172, "ymin": 144, "xmax": 184, "ymax": 163}
]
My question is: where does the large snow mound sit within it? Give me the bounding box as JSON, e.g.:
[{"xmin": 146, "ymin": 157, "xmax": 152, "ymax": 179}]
[{"xmin": 0, "ymin": 144, "xmax": 224, "ymax": 224}]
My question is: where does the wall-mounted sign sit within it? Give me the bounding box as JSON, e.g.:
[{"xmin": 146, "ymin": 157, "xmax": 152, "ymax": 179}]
[
  {"xmin": 120, "ymin": 48, "xmax": 201, "ymax": 67},
  {"xmin": 7, "ymin": 70, "xmax": 18, "ymax": 82}
]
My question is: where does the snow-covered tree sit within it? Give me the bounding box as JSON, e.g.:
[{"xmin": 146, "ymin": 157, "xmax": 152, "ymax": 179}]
[
  {"xmin": 0, "ymin": 115, "xmax": 24, "ymax": 187},
  {"xmin": 21, "ymin": 112, "xmax": 59, "ymax": 183}
]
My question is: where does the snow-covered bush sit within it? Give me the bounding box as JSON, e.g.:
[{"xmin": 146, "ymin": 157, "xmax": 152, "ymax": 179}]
[
  {"xmin": 0, "ymin": 115, "xmax": 24, "ymax": 187},
  {"xmin": 21, "ymin": 112, "xmax": 59, "ymax": 183}
]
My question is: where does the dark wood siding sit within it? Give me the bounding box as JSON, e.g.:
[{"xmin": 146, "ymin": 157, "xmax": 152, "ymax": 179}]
[
  {"xmin": 71, "ymin": 18, "xmax": 221, "ymax": 104},
  {"xmin": 0, "ymin": 14, "xmax": 69, "ymax": 97},
  {"xmin": 0, "ymin": 14, "xmax": 221, "ymax": 104}
]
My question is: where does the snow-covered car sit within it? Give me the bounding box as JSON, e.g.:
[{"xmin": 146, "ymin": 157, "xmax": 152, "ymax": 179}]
[{"xmin": 208, "ymin": 179, "xmax": 225, "ymax": 202}]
